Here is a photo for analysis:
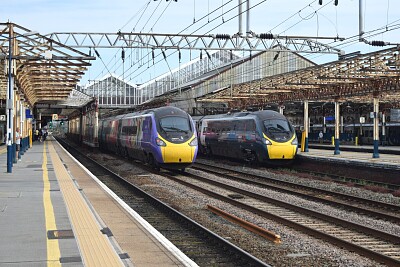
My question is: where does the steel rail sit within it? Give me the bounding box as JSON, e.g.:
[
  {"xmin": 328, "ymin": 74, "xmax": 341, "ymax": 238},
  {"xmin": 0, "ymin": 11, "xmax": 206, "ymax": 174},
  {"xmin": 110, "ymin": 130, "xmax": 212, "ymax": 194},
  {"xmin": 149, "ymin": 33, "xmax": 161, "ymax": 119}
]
[
  {"xmin": 57, "ymin": 137, "xmax": 270, "ymax": 267},
  {"xmin": 193, "ymin": 162, "xmax": 400, "ymax": 216},
  {"xmin": 162, "ymin": 170, "xmax": 400, "ymax": 266}
]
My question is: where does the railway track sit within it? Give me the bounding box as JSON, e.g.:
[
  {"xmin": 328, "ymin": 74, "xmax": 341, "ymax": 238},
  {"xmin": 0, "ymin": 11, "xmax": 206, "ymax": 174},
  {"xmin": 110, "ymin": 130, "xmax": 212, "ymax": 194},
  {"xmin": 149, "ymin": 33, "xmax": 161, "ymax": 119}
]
[
  {"xmin": 57, "ymin": 138, "xmax": 269, "ymax": 267},
  {"xmin": 163, "ymin": 168, "xmax": 400, "ymax": 266},
  {"xmin": 193, "ymin": 161, "xmax": 400, "ymax": 223}
]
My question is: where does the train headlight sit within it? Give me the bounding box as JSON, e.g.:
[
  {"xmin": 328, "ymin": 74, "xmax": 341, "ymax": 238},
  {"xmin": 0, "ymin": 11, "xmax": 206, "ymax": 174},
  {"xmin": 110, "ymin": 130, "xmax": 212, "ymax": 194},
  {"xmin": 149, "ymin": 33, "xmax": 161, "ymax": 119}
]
[
  {"xmin": 262, "ymin": 138, "xmax": 272, "ymax": 145},
  {"xmin": 156, "ymin": 138, "xmax": 166, "ymax": 146},
  {"xmin": 189, "ymin": 137, "xmax": 198, "ymax": 146},
  {"xmin": 291, "ymin": 136, "xmax": 298, "ymax": 145}
]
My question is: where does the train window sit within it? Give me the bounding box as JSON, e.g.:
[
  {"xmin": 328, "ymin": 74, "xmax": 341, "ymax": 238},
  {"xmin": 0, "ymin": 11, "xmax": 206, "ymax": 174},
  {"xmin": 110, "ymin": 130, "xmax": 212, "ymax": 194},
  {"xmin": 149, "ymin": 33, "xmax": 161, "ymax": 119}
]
[
  {"xmin": 242, "ymin": 120, "xmax": 256, "ymax": 132},
  {"xmin": 122, "ymin": 126, "xmax": 137, "ymax": 136},
  {"xmin": 132, "ymin": 125, "xmax": 138, "ymax": 135},
  {"xmin": 159, "ymin": 116, "xmax": 191, "ymax": 133},
  {"xmin": 263, "ymin": 119, "xmax": 292, "ymax": 132},
  {"xmin": 263, "ymin": 119, "xmax": 294, "ymax": 141},
  {"xmin": 236, "ymin": 120, "xmax": 245, "ymax": 131},
  {"xmin": 104, "ymin": 127, "xmax": 111, "ymax": 135}
]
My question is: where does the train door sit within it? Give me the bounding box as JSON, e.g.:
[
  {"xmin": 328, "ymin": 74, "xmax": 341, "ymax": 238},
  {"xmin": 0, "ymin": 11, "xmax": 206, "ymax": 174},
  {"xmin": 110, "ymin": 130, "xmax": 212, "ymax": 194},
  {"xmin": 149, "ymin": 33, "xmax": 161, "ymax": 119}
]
[
  {"xmin": 108, "ymin": 120, "xmax": 119, "ymax": 153},
  {"xmin": 205, "ymin": 120, "xmax": 221, "ymax": 156},
  {"xmin": 226, "ymin": 120, "xmax": 240, "ymax": 157}
]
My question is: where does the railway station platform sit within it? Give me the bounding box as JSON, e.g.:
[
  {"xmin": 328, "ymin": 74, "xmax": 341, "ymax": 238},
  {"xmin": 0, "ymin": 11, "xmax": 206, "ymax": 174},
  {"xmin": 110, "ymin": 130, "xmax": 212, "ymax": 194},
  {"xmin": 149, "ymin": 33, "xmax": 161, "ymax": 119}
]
[
  {"xmin": 0, "ymin": 138, "xmax": 197, "ymax": 267},
  {"xmin": 307, "ymin": 143, "xmax": 400, "ymax": 155},
  {"xmin": 298, "ymin": 144, "xmax": 400, "ymax": 170}
]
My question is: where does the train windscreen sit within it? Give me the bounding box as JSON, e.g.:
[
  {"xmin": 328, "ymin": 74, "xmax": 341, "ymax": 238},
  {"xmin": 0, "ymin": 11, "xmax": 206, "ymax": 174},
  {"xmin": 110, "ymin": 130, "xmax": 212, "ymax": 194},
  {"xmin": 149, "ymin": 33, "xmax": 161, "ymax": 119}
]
[
  {"xmin": 263, "ymin": 119, "xmax": 294, "ymax": 142},
  {"xmin": 158, "ymin": 116, "xmax": 192, "ymax": 143}
]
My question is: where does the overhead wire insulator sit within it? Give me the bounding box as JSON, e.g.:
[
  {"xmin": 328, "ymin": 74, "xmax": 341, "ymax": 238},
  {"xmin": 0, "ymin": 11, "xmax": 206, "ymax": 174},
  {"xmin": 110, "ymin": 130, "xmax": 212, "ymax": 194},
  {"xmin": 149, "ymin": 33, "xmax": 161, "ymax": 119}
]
[
  {"xmin": 152, "ymin": 48, "xmax": 155, "ymax": 65},
  {"xmin": 200, "ymin": 50, "xmax": 202, "ymax": 60},
  {"xmin": 371, "ymin": 41, "xmax": 385, "ymax": 46},
  {"xmin": 319, "ymin": 0, "xmax": 323, "ymax": 5},
  {"xmin": 121, "ymin": 49, "xmax": 125, "ymax": 62},
  {"xmin": 216, "ymin": 34, "xmax": 230, "ymax": 39},
  {"xmin": 162, "ymin": 50, "xmax": 167, "ymax": 59},
  {"xmin": 259, "ymin": 33, "xmax": 274, "ymax": 39},
  {"xmin": 178, "ymin": 50, "xmax": 181, "ymax": 63},
  {"xmin": 334, "ymin": 0, "xmax": 338, "ymax": 6}
]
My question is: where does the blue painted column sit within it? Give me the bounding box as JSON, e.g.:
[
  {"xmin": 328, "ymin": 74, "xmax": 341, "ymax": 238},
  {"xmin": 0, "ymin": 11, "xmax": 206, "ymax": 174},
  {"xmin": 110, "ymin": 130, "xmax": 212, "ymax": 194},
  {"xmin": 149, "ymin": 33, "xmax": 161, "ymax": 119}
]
[
  {"xmin": 13, "ymin": 143, "xmax": 17, "ymax": 163},
  {"xmin": 6, "ymin": 24, "xmax": 14, "ymax": 173},
  {"xmin": 334, "ymin": 101, "xmax": 340, "ymax": 155},
  {"xmin": 7, "ymin": 141, "xmax": 13, "ymax": 172},
  {"xmin": 381, "ymin": 113, "xmax": 386, "ymax": 146},
  {"xmin": 20, "ymin": 137, "xmax": 25, "ymax": 156},
  {"xmin": 303, "ymin": 100, "xmax": 309, "ymax": 152},
  {"xmin": 23, "ymin": 137, "xmax": 27, "ymax": 152},
  {"xmin": 372, "ymin": 97, "xmax": 379, "ymax": 158},
  {"xmin": 20, "ymin": 101, "xmax": 25, "ymax": 156}
]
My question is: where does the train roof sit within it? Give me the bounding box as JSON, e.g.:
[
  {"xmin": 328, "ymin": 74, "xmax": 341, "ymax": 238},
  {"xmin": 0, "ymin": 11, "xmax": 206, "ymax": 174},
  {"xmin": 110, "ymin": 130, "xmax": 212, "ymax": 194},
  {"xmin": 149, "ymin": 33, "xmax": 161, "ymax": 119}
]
[
  {"xmin": 193, "ymin": 110, "xmax": 287, "ymax": 121},
  {"xmin": 101, "ymin": 106, "xmax": 189, "ymax": 120}
]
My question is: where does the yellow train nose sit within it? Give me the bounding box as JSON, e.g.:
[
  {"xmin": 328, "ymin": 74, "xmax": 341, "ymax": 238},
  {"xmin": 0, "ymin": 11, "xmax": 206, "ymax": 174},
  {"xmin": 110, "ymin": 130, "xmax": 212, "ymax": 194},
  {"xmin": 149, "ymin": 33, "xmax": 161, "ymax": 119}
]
[{"xmin": 161, "ymin": 144, "xmax": 195, "ymax": 163}]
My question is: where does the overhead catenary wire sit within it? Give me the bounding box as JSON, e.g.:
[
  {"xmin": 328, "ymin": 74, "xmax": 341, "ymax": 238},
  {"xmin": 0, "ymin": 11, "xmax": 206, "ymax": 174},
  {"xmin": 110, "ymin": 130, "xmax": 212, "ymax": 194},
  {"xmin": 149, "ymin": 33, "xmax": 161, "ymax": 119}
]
[
  {"xmin": 139, "ymin": 0, "xmax": 165, "ymax": 32},
  {"xmin": 92, "ymin": 0, "xmax": 168, "ymax": 82},
  {"xmin": 92, "ymin": 0, "xmax": 237, "ymax": 83},
  {"xmin": 113, "ymin": 1, "xmax": 338, "ymax": 84},
  {"xmin": 89, "ymin": 0, "xmax": 399, "ymax": 95},
  {"xmin": 124, "ymin": 0, "xmax": 259, "ymax": 82},
  {"xmin": 120, "ymin": 0, "xmax": 237, "ymax": 82},
  {"xmin": 104, "ymin": 0, "xmax": 236, "ymax": 78}
]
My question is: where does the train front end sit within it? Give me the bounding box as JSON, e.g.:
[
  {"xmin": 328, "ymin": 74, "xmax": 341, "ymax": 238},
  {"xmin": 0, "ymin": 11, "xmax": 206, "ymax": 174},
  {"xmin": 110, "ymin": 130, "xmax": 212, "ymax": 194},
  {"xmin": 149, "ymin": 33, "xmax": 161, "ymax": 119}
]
[
  {"xmin": 154, "ymin": 107, "xmax": 198, "ymax": 170},
  {"xmin": 260, "ymin": 112, "xmax": 298, "ymax": 161}
]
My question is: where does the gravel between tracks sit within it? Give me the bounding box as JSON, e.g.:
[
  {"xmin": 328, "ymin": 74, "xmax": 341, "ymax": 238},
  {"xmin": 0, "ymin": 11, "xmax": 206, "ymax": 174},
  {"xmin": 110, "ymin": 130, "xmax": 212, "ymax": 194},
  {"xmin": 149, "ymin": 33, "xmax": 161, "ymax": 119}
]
[{"xmin": 91, "ymin": 153, "xmax": 399, "ymax": 267}]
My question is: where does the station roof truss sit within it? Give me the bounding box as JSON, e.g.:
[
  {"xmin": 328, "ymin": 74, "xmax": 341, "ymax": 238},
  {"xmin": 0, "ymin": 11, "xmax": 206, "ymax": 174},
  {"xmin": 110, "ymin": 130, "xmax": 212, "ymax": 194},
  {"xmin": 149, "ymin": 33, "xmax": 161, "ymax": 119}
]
[
  {"xmin": 198, "ymin": 46, "xmax": 400, "ymax": 108},
  {"xmin": 0, "ymin": 22, "xmax": 95, "ymax": 107}
]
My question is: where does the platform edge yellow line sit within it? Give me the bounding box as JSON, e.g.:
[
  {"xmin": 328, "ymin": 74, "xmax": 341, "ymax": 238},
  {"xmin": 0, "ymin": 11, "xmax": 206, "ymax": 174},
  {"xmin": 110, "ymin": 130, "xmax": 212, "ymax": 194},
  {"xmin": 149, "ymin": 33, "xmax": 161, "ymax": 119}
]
[{"xmin": 42, "ymin": 142, "xmax": 61, "ymax": 267}]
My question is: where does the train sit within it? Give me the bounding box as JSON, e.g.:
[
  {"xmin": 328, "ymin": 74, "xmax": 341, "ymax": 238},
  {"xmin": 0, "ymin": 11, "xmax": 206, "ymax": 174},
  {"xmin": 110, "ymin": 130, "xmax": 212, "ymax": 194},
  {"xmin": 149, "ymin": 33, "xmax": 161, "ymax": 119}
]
[
  {"xmin": 194, "ymin": 110, "xmax": 298, "ymax": 165},
  {"xmin": 98, "ymin": 106, "xmax": 198, "ymax": 171}
]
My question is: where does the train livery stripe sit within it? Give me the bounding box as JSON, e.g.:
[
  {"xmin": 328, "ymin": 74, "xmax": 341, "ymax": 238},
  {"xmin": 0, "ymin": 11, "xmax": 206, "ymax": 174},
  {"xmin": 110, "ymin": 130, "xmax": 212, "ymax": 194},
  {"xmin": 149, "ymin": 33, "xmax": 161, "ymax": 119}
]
[{"xmin": 42, "ymin": 142, "xmax": 62, "ymax": 266}]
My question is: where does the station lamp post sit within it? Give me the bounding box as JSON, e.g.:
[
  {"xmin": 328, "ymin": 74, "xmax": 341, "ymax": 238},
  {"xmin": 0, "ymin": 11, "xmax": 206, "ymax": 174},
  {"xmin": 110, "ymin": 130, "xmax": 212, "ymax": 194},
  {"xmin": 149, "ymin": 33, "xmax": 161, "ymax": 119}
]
[{"xmin": 6, "ymin": 26, "xmax": 14, "ymax": 173}]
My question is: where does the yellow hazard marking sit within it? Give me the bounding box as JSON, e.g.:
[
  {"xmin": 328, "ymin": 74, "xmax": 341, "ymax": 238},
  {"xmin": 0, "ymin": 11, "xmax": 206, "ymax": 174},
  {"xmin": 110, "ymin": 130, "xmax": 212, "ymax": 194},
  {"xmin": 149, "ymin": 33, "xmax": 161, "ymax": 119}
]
[
  {"xmin": 48, "ymin": 142, "xmax": 123, "ymax": 266},
  {"xmin": 42, "ymin": 142, "xmax": 61, "ymax": 266}
]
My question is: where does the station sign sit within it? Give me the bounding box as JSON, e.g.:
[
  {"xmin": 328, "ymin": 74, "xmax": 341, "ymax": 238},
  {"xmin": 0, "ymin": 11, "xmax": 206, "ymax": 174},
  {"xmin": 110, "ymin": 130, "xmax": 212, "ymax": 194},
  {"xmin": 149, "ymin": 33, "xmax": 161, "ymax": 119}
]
[
  {"xmin": 391, "ymin": 109, "xmax": 400, "ymax": 122},
  {"xmin": 0, "ymin": 115, "xmax": 6, "ymax": 121},
  {"xmin": 359, "ymin": 116, "xmax": 365, "ymax": 123},
  {"xmin": 325, "ymin": 116, "xmax": 335, "ymax": 121},
  {"xmin": 25, "ymin": 109, "xmax": 33, "ymax": 119},
  {"xmin": 52, "ymin": 114, "xmax": 58, "ymax": 121}
]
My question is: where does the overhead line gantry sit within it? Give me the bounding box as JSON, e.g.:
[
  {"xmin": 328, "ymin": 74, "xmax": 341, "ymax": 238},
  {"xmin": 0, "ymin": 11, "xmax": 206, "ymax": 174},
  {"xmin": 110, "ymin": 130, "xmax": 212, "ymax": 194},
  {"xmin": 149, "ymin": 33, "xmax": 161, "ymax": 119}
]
[{"xmin": 44, "ymin": 31, "xmax": 344, "ymax": 55}]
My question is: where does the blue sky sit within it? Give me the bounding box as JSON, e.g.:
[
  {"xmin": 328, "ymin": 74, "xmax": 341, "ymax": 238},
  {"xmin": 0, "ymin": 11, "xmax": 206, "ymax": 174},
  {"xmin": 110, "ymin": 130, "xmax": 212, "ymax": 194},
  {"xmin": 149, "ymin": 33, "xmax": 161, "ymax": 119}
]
[{"xmin": 2, "ymin": 0, "xmax": 399, "ymax": 85}]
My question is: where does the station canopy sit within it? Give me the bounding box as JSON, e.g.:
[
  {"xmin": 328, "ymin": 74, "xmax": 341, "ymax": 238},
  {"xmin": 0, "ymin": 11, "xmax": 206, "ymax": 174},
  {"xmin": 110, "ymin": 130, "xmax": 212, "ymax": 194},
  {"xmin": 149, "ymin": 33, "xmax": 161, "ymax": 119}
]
[
  {"xmin": 0, "ymin": 22, "xmax": 95, "ymax": 111},
  {"xmin": 198, "ymin": 46, "xmax": 400, "ymax": 108}
]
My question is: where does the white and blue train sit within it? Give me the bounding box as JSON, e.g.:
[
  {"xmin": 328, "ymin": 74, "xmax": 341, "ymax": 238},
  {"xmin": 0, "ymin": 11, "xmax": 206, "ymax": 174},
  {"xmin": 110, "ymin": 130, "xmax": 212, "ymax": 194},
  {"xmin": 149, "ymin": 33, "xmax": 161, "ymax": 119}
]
[{"xmin": 194, "ymin": 110, "xmax": 298, "ymax": 164}]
